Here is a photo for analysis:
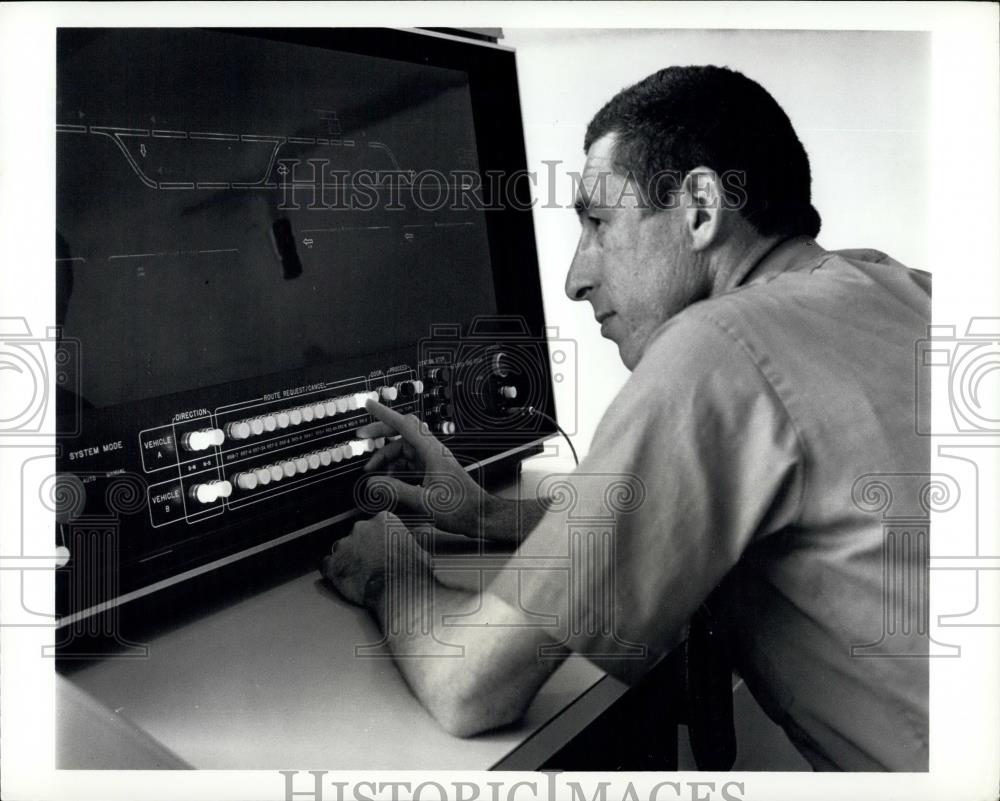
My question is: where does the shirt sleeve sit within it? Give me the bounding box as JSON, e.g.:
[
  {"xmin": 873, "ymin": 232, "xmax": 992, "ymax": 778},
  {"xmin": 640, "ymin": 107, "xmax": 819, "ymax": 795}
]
[{"xmin": 508, "ymin": 310, "xmax": 805, "ymax": 682}]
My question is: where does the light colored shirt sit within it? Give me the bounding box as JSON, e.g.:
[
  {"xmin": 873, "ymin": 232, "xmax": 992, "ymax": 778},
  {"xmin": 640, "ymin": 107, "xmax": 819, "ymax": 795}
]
[{"xmin": 512, "ymin": 236, "xmax": 931, "ymax": 771}]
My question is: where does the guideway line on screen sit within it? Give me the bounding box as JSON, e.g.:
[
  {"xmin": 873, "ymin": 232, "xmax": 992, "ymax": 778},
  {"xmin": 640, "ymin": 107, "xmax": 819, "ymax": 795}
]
[
  {"xmin": 57, "ymin": 123, "xmax": 406, "ymax": 191},
  {"xmin": 106, "ymin": 249, "xmax": 240, "ymax": 261}
]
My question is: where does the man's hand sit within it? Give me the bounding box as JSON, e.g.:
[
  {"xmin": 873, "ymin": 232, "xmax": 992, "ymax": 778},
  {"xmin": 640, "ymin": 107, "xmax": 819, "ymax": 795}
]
[
  {"xmin": 356, "ymin": 400, "xmax": 509, "ymax": 540},
  {"xmin": 320, "ymin": 510, "xmax": 410, "ymax": 607}
]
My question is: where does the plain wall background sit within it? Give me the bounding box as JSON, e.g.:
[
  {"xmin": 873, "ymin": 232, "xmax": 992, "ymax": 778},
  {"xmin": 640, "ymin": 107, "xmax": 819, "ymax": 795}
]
[{"xmin": 505, "ymin": 29, "xmax": 931, "ymax": 458}]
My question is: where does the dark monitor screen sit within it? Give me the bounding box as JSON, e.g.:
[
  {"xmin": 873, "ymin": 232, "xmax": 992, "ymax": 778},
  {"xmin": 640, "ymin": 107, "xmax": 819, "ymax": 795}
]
[{"xmin": 57, "ymin": 28, "xmax": 503, "ymax": 410}]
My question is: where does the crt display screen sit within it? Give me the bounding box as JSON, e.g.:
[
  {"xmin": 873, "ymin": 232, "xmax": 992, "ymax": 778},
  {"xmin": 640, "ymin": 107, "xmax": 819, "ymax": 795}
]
[{"xmin": 56, "ymin": 28, "xmax": 497, "ymax": 409}]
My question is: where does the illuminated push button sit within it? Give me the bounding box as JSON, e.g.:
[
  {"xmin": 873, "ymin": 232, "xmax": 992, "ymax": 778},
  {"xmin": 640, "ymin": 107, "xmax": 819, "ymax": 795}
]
[
  {"xmin": 439, "ymin": 421, "xmax": 456, "ymax": 435},
  {"xmin": 308, "ymin": 452, "xmax": 321, "ymax": 471},
  {"xmin": 335, "ymin": 396, "xmax": 351, "ymax": 414},
  {"xmin": 380, "ymin": 385, "xmax": 398, "ymax": 402},
  {"xmin": 235, "ymin": 472, "xmax": 258, "ymax": 491},
  {"xmin": 269, "ymin": 464, "xmax": 285, "ymax": 482},
  {"xmin": 313, "ymin": 402, "xmax": 327, "ymax": 420},
  {"xmin": 249, "ymin": 417, "xmax": 265, "ymax": 436},
  {"xmin": 324, "ymin": 400, "xmax": 338, "ymax": 417},
  {"xmin": 374, "ymin": 437, "xmax": 386, "ymax": 449},
  {"xmin": 318, "ymin": 449, "xmax": 332, "ymax": 467},
  {"xmin": 295, "ymin": 456, "xmax": 309, "ymax": 474},
  {"xmin": 289, "ymin": 408, "xmax": 303, "ymax": 426},
  {"xmin": 254, "ymin": 467, "xmax": 272, "ymax": 486},
  {"xmin": 276, "ymin": 412, "xmax": 290, "ymax": 429},
  {"xmin": 351, "ymin": 392, "xmax": 370, "ymax": 409},
  {"xmin": 301, "ymin": 406, "xmax": 314, "ymax": 423},
  {"xmin": 367, "ymin": 391, "xmax": 380, "ymax": 404},
  {"xmin": 191, "ymin": 479, "xmax": 232, "ymax": 504},
  {"xmin": 330, "ymin": 446, "xmax": 345, "ymax": 463},
  {"xmin": 499, "ymin": 385, "xmax": 518, "ymax": 400},
  {"xmin": 185, "ymin": 428, "xmax": 225, "ymax": 451},
  {"xmin": 226, "ymin": 421, "xmax": 250, "ymax": 441},
  {"xmin": 412, "ymin": 380, "xmax": 425, "ymax": 395},
  {"xmin": 263, "ymin": 415, "xmax": 277, "ymax": 433},
  {"xmin": 347, "ymin": 440, "xmax": 367, "ymax": 458},
  {"xmin": 281, "ymin": 460, "xmax": 297, "ymax": 479}
]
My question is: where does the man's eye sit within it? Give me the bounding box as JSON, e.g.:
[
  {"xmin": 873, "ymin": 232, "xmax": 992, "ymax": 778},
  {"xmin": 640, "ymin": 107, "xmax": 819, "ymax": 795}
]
[{"xmin": 589, "ymin": 216, "xmax": 603, "ymax": 228}]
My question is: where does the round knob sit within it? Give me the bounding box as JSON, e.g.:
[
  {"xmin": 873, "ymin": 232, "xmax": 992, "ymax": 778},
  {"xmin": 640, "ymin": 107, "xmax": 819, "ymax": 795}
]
[
  {"xmin": 235, "ymin": 472, "xmax": 258, "ymax": 491},
  {"xmin": 263, "ymin": 415, "xmax": 277, "ymax": 432},
  {"xmin": 301, "ymin": 405, "xmax": 314, "ymax": 423},
  {"xmin": 499, "ymin": 385, "xmax": 518, "ymax": 400},
  {"xmin": 380, "ymin": 385, "xmax": 398, "ymax": 401},
  {"xmin": 313, "ymin": 402, "xmax": 326, "ymax": 420},
  {"xmin": 268, "ymin": 464, "xmax": 284, "ymax": 482},
  {"xmin": 280, "ymin": 460, "xmax": 296, "ymax": 478},
  {"xmin": 430, "ymin": 385, "xmax": 453, "ymax": 401},
  {"xmin": 307, "ymin": 452, "xmax": 321, "ymax": 471},
  {"xmin": 255, "ymin": 467, "xmax": 273, "ymax": 486},
  {"xmin": 249, "ymin": 417, "xmax": 265, "ymax": 436}
]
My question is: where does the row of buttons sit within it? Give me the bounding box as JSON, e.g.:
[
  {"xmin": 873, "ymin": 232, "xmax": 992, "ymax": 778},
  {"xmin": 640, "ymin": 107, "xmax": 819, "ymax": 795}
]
[
  {"xmin": 188, "ymin": 437, "xmax": 388, "ymax": 503},
  {"xmin": 225, "ymin": 391, "xmax": 383, "ymax": 442},
  {"xmin": 181, "ymin": 380, "xmax": 426, "ymax": 452}
]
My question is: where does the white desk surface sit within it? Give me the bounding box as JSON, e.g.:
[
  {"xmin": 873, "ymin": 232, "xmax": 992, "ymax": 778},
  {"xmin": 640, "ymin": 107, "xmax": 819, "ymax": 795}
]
[{"xmin": 63, "ymin": 454, "xmax": 629, "ymax": 769}]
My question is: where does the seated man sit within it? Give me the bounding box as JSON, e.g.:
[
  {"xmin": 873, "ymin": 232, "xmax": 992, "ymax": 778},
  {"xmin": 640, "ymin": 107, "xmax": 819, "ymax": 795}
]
[{"xmin": 321, "ymin": 65, "xmax": 930, "ymax": 772}]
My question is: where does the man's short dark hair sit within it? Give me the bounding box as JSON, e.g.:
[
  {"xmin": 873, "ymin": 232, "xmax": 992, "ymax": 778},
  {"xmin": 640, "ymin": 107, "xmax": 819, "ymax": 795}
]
[{"xmin": 585, "ymin": 65, "xmax": 822, "ymax": 238}]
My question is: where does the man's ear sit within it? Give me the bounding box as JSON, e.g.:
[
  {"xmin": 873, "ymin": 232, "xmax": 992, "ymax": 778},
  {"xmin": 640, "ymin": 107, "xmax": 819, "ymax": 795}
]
[{"xmin": 680, "ymin": 167, "xmax": 724, "ymax": 251}]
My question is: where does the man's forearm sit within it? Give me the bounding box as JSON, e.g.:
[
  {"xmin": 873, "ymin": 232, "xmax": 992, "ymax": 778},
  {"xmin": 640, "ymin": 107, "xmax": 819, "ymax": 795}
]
[
  {"xmin": 481, "ymin": 494, "xmax": 551, "ymax": 544},
  {"xmin": 363, "ymin": 534, "xmax": 565, "ymax": 736}
]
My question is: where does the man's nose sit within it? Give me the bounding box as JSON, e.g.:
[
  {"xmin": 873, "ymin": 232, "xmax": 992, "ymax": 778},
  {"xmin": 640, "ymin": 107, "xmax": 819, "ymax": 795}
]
[{"xmin": 564, "ymin": 244, "xmax": 597, "ymax": 302}]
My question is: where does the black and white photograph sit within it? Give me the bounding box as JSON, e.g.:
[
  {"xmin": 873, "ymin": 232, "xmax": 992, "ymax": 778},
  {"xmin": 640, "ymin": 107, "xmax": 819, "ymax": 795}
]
[{"xmin": 0, "ymin": 3, "xmax": 997, "ymax": 801}]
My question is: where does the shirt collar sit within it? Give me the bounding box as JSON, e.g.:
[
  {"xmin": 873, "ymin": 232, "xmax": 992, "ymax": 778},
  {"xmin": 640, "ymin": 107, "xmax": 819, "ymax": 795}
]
[{"xmin": 726, "ymin": 235, "xmax": 825, "ymax": 291}]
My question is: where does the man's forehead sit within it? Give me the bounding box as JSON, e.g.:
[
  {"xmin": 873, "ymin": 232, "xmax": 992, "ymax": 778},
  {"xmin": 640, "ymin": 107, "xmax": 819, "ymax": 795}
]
[{"xmin": 577, "ymin": 133, "xmax": 629, "ymax": 207}]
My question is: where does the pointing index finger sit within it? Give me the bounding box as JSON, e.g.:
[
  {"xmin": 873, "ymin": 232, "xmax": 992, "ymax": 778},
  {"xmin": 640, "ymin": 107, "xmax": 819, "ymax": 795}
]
[{"xmin": 364, "ymin": 399, "xmax": 435, "ymax": 460}]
